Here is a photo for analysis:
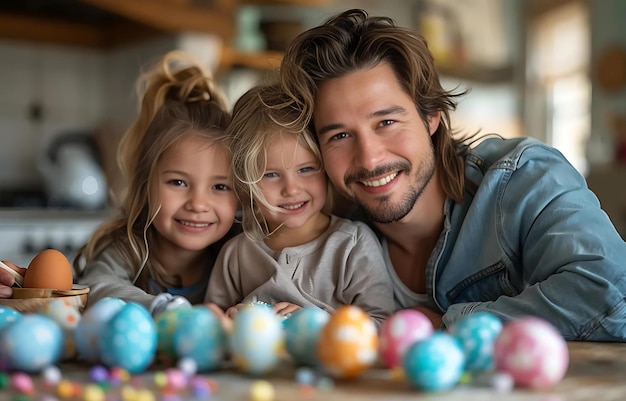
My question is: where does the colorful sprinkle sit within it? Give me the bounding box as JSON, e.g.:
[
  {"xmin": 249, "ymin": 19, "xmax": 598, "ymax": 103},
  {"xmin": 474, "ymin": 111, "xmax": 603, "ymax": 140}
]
[
  {"xmin": 56, "ymin": 380, "xmax": 74, "ymax": 398},
  {"xmin": 42, "ymin": 366, "xmax": 62, "ymax": 386},
  {"xmin": 11, "ymin": 373, "xmax": 34, "ymax": 395},
  {"xmin": 82, "ymin": 384, "xmax": 105, "ymax": 401},
  {"xmin": 177, "ymin": 357, "xmax": 198, "ymax": 377},
  {"xmin": 89, "ymin": 366, "xmax": 109, "ymax": 383},
  {"xmin": 249, "ymin": 380, "xmax": 274, "ymax": 401}
]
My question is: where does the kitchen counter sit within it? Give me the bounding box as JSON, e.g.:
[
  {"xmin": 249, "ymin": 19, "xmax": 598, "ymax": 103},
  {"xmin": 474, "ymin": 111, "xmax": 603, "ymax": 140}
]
[{"xmin": 7, "ymin": 341, "xmax": 626, "ymax": 400}]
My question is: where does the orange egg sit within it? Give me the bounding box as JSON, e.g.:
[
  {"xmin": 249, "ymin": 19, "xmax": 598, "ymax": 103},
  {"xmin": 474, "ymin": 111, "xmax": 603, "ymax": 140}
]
[
  {"xmin": 318, "ymin": 305, "xmax": 378, "ymax": 379},
  {"xmin": 23, "ymin": 249, "xmax": 73, "ymax": 290}
]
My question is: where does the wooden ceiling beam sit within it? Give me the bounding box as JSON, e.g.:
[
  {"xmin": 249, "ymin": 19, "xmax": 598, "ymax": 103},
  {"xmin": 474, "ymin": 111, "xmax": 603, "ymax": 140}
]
[
  {"xmin": 0, "ymin": 13, "xmax": 107, "ymax": 48},
  {"xmin": 76, "ymin": 0, "xmax": 235, "ymax": 41}
]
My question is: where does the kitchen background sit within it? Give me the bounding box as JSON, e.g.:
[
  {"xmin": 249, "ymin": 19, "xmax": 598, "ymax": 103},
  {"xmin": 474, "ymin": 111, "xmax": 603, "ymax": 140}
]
[{"xmin": 0, "ymin": 0, "xmax": 625, "ymax": 266}]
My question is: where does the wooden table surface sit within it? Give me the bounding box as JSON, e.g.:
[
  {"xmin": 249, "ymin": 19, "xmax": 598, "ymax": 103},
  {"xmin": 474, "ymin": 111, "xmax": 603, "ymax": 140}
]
[{"xmin": 8, "ymin": 342, "xmax": 626, "ymax": 400}]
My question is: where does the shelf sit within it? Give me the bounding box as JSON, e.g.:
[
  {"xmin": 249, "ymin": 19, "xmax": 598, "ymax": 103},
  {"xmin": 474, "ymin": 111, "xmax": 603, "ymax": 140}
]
[
  {"xmin": 437, "ymin": 63, "xmax": 515, "ymax": 84},
  {"xmin": 218, "ymin": 47, "xmax": 283, "ymax": 71},
  {"xmin": 240, "ymin": 0, "xmax": 329, "ymax": 5}
]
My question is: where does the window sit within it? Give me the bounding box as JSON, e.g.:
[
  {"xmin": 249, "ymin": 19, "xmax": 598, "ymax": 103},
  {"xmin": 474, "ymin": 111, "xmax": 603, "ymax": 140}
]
[{"xmin": 526, "ymin": 1, "xmax": 590, "ymax": 174}]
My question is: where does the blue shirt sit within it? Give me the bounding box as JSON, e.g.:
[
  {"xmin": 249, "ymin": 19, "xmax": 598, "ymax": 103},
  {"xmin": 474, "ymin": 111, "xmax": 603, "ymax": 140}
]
[{"xmin": 395, "ymin": 137, "xmax": 626, "ymax": 341}]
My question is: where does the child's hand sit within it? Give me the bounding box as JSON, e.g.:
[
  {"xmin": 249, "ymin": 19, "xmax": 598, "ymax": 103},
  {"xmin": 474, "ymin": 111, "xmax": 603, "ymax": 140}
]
[
  {"xmin": 205, "ymin": 302, "xmax": 233, "ymax": 333},
  {"xmin": 225, "ymin": 304, "xmax": 246, "ymax": 319},
  {"xmin": 0, "ymin": 260, "xmax": 26, "ymax": 298},
  {"xmin": 273, "ymin": 302, "xmax": 300, "ymax": 317}
]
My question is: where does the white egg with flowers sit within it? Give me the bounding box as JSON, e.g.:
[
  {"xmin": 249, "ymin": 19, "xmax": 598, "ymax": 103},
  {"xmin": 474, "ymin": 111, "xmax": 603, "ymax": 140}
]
[
  {"xmin": 230, "ymin": 303, "xmax": 284, "ymax": 375},
  {"xmin": 38, "ymin": 298, "xmax": 82, "ymax": 360}
]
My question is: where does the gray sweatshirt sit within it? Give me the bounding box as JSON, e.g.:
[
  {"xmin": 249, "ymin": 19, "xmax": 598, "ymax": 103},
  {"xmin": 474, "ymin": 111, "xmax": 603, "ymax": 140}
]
[
  {"xmin": 77, "ymin": 247, "xmax": 208, "ymax": 310},
  {"xmin": 205, "ymin": 215, "xmax": 394, "ymax": 325}
]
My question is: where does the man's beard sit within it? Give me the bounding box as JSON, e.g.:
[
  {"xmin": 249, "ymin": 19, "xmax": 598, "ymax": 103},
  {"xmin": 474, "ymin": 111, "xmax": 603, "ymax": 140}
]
[{"xmin": 345, "ymin": 153, "xmax": 436, "ymax": 224}]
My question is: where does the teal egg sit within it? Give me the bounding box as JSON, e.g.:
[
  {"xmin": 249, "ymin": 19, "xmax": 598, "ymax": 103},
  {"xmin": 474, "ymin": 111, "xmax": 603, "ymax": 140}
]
[
  {"xmin": 403, "ymin": 332, "xmax": 465, "ymax": 392},
  {"xmin": 0, "ymin": 306, "xmax": 22, "ymax": 331},
  {"xmin": 155, "ymin": 307, "xmax": 198, "ymax": 357},
  {"xmin": 450, "ymin": 312, "xmax": 503, "ymax": 372},
  {"xmin": 284, "ymin": 307, "xmax": 329, "ymax": 366},
  {"xmin": 174, "ymin": 306, "xmax": 226, "ymax": 371}
]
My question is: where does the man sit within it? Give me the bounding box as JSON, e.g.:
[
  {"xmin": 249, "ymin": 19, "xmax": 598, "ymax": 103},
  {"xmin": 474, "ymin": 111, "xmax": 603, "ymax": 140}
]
[{"xmin": 279, "ymin": 9, "xmax": 626, "ymax": 340}]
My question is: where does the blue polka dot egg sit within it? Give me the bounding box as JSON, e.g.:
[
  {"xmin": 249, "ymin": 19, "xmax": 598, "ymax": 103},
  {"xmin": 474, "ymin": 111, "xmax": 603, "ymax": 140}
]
[
  {"xmin": 450, "ymin": 312, "xmax": 503, "ymax": 372},
  {"xmin": 0, "ymin": 314, "xmax": 63, "ymax": 372},
  {"xmin": 99, "ymin": 302, "xmax": 157, "ymax": 374},
  {"xmin": 403, "ymin": 332, "xmax": 465, "ymax": 392}
]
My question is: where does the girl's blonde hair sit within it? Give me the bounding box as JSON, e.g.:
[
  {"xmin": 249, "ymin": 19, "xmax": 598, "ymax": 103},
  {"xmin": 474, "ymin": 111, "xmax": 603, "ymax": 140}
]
[
  {"xmin": 227, "ymin": 83, "xmax": 325, "ymax": 241},
  {"xmin": 74, "ymin": 50, "xmax": 231, "ymax": 291}
]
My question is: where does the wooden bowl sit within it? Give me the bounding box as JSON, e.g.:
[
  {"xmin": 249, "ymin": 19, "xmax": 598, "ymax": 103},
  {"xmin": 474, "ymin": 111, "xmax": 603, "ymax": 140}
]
[{"xmin": 0, "ymin": 284, "xmax": 90, "ymax": 313}]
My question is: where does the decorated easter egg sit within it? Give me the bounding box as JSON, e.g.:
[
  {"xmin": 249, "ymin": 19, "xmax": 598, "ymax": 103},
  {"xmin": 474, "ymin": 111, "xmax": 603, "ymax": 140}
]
[
  {"xmin": 230, "ymin": 304, "xmax": 284, "ymax": 375},
  {"xmin": 100, "ymin": 302, "xmax": 157, "ymax": 374},
  {"xmin": 450, "ymin": 312, "xmax": 503, "ymax": 372},
  {"xmin": 379, "ymin": 309, "xmax": 434, "ymax": 369},
  {"xmin": 74, "ymin": 297, "xmax": 127, "ymax": 363},
  {"xmin": 494, "ymin": 316, "xmax": 568, "ymax": 388},
  {"xmin": 403, "ymin": 332, "xmax": 465, "ymax": 392},
  {"xmin": 38, "ymin": 298, "xmax": 82, "ymax": 359},
  {"xmin": 0, "ymin": 314, "xmax": 63, "ymax": 372},
  {"xmin": 174, "ymin": 306, "xmax": 227, "ymax": 371},
  {"xmin": 0, "ymin": 306, "xmax": 22, "ymax": 331},
  {"xmin": 155, "ymin": 307, "xmax": 199, "ymax": 358},
  {"xmin": 318, "ymin": 305, "xmax": 378, "ymax": 379},
  {"xmin": 284, "ymin": 307, "xmax": 330, "ymax": 366}
]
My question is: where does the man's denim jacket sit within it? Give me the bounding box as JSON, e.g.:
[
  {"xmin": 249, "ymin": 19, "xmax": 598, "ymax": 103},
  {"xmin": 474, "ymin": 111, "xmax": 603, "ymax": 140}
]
[{"xmin": 430, "ymin": 137, "xmax": 626, "ymax": 341}]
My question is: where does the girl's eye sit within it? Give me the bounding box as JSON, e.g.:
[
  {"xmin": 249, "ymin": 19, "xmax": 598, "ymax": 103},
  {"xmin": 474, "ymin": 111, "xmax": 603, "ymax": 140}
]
[
  {"xmin": 264, "ymin": 172, "xmax": 279, "ymax": 179},
  {"xmin": 168, "ymin": 179, "xmax": 186, "ymax": 187},
  {"xmin": 299, "ymin": 166, "xmax": 318, "ymax": 174},
  {"xmin": 214, "ymin": 184, "xmax": 231, "ymax": 191}
]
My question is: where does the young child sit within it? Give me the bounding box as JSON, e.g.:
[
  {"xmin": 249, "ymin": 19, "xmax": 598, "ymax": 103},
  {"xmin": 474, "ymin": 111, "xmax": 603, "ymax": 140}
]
[
  {"xmin": 205, "ymin": 83, "xmax": 394, "ymax": 325},
  {"xmin": 75, "ymin": 51, "xmax": 239, "ymax": 316}
]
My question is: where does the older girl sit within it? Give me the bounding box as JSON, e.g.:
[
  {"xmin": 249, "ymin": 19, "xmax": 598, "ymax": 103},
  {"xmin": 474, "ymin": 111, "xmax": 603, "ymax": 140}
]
[{"xmin": 75, "ymin": 51, "xmax": 239, "ymax": 315}]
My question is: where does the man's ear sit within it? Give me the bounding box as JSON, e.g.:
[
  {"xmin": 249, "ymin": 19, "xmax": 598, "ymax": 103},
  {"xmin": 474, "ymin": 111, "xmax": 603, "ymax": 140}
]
[{"xmin": 428, "ymin": 112, "xmax": 441, "ymax": 136}]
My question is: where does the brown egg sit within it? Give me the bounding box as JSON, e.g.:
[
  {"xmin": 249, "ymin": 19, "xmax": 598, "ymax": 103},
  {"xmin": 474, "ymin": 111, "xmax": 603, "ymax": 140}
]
[{"xmin": 23, "ymin": 249, "xmax": 73, "ymax": 290}]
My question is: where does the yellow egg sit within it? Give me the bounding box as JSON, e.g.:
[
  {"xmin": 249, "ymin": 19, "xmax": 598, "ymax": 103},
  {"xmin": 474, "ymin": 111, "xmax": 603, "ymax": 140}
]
[
  {"xmin": 23, "ymin": 249, "xmax": 73, "ymax": 290},
  {"xmin": 318, "ymin": 305, "xmax": 378, "ymax": 379}
]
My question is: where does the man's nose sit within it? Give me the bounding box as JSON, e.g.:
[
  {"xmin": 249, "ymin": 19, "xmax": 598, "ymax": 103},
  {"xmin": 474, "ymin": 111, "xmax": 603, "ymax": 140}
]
[{"xmin": 354, "ymin": 132, "xmax": 385, "ymax": 171}]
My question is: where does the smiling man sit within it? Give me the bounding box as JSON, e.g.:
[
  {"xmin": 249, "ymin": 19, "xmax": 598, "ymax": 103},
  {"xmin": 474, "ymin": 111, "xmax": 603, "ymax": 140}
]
[{"xmin": 279, "ymin": 9, "xmax": 626, "ymax": 341}]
